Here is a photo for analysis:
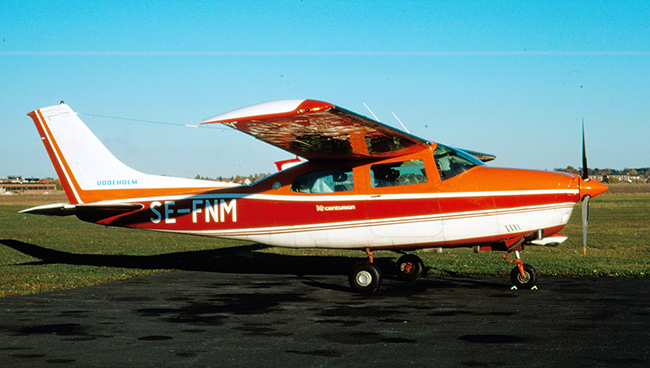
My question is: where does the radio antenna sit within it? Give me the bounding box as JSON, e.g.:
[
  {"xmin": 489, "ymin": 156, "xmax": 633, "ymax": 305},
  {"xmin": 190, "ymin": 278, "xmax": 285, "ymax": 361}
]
[
  {"xmin": 363, "ymin": 102, "xmax": 381, "ymax": 122},
  {"xmin": 392, "ymin": 112, "xmax": 410, "ymax": 133}
]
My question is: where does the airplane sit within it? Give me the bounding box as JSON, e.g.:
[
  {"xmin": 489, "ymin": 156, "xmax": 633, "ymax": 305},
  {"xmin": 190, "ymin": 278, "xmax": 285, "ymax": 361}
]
[{"xmin": 22, "ymin": 100, "xmax": 608, "ymax": 293}]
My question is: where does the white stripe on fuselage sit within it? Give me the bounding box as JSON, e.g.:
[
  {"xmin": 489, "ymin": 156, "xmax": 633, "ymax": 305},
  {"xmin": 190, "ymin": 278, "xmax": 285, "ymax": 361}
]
[{"xmin": 92, "ymin": 188, "xmax": 579, "ymax": 206}]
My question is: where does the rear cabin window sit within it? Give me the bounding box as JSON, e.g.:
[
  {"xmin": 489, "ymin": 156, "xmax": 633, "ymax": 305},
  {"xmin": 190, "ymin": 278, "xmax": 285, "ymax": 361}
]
[
  {"xmin": 370, "ymin": 160, "xmax": 427, "ymax": 188},
  {"xmin": 290, "ymin": 168, "xmax": 354, "ymax": 193}
]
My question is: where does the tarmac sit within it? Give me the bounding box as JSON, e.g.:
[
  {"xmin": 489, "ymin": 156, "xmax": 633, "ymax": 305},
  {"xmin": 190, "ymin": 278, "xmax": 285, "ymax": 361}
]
[{"xmin": 1, "ymin": 267, "xmax": 649, "ymax": 368}]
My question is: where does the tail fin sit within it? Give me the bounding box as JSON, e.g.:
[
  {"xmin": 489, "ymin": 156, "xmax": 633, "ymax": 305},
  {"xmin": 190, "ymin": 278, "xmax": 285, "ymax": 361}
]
[{"xmin": 27, "ymin": 103, "xmax": 233, "ymax": 204}]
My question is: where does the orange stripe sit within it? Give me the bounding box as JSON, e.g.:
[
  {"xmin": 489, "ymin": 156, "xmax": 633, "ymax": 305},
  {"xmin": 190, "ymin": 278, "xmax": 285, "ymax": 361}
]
[
  {"xmin": 29, "ymin": 110, "xmax": 80, "ymax": 204},
  {"xmin": 34, "ymin": 109, "xmax": 91, "ymax": 203}
]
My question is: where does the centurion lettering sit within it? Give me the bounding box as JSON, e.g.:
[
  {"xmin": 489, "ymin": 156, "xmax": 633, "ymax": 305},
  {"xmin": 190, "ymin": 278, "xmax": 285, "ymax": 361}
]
[{"xmin": 150, "ymin": 199, "xmax": 237, "ymax": 224}]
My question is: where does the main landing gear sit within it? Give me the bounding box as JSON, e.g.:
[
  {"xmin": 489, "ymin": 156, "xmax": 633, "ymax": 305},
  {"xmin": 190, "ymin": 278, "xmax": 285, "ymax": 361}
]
[
  {"xmin": 348, "ymin": 248, "xmax": 425, "ymax": 293},
  {"xmin": 348, "ymin": 239, "xmax": 539, "ymax": 293}
]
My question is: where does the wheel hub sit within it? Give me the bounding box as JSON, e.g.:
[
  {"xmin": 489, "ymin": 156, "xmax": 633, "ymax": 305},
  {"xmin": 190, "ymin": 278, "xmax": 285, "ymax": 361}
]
[
  {"xmin": 517, "ymin": 272, "xmax": 531, "ymax": 283},
  {"xmin": 401, "ymin": 262, "xmax": 414, "ymax": 274},
  {"xmin": 356, "ymin": 271, "xmax": 373, "ymax": 287}
]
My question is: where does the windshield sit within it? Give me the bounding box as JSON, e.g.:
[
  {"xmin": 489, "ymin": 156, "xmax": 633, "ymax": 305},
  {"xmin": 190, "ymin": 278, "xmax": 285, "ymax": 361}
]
[{"xmin": 433, "ymin": 144, "xmax": 483, "ymax": 180}]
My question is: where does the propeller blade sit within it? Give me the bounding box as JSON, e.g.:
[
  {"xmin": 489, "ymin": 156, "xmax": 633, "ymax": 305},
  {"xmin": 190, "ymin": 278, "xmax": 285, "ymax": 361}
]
[
  {"xmin": 582, "ymin": 119, "xmax": 589, "ymax": 180},
  {"xmin": 581, "ymin": 120, "xmax": 591, "ymax": 255},
  {"xmin": 582, "ymin": 194, "xmax": 590, "ymax": 255}
]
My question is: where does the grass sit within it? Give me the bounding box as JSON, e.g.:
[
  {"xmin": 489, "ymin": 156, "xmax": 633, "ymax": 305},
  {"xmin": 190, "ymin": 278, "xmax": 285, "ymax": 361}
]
[{"xmin": 1, "ymin": 184, "xmax": 649, "ymax": 296}]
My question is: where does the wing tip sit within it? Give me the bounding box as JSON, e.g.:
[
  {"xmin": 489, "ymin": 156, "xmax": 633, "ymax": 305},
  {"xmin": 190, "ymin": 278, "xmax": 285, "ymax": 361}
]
[{"xmin": 201, "ymin": 99, "xmax": 334, "ymax": 125}]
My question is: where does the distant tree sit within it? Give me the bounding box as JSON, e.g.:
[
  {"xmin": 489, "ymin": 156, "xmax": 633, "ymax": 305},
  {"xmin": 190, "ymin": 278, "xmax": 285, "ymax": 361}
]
[
  {"xmin": 566, "ymin": 166, "xmax": 577, "ymax": 174},
  {"xmin": 52, "ymin": 179, "xmax": 63, "ymax": 191},
  {"xmin": 603, "ymin": 168, "xmax": 611, "ymax": 176},
  {"xmin": 630, "ymin": 169, "xmax": 638, "ymax": 176}
]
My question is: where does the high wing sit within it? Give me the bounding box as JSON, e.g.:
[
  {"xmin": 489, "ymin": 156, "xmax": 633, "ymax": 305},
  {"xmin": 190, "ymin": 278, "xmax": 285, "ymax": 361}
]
[{"xmin": 202, "ymin": 99, "xmax": 432, "ymax": 161}]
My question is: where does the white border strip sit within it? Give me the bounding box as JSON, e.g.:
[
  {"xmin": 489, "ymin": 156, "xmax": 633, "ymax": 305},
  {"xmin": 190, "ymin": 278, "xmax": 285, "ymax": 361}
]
[{"xmin": 92, "ymin": 188, "xmax": 579, "ymax": 206}]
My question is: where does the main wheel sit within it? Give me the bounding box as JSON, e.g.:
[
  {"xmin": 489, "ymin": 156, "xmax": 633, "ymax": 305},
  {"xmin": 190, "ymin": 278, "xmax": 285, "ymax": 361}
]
[
  {"xmin": 510, "ymin": 264, "xmax": 537, "ymax": 289},
  {"xmin": 349, "ymin": 262, "xmax": 382, "ymax": 294},
  {"xmin": 396, "ymin": 254, "xmax": 424, "ymax": 281}
]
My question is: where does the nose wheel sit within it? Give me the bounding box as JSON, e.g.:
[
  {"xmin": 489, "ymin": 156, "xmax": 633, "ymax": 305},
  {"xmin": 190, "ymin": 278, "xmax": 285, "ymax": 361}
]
[{"xmin": 510, "ymin": 263, "xmax": 537, "ymax": 289}]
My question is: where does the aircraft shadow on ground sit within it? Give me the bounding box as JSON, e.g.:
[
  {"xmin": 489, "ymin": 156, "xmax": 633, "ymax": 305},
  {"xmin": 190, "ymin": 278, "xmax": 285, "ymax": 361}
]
[
  {"xmin": 0, "ymin": 239, "xmax": 507, "ymax": 292},
  {"xmin": 0, "ymin": 239, "xmax": 389, "ymax": 277}
]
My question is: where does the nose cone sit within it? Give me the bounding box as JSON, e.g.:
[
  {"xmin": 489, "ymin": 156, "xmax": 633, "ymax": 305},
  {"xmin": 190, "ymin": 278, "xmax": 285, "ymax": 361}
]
[{"xmin": 579, "ymin": 177, "xmax": 608, "ymax": 199}]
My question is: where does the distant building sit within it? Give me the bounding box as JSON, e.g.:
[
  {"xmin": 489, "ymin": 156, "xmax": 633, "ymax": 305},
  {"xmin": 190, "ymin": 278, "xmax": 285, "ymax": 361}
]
[{"xmin": 1, "ymin": 176, "xmax": 57, "ymax": 194}]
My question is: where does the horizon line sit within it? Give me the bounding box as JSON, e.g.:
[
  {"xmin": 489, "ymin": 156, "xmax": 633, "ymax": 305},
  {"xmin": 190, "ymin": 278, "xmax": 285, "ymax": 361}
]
[{"xmin": 2, "ymin": 50, "xmax": 650, "ymax": 56}]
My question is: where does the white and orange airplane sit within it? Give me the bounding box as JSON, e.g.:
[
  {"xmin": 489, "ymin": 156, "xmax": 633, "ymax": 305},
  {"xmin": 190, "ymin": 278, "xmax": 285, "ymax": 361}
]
[{"xmin": 23, "ymin": 100, "xmax": 607, "ymax": 293}]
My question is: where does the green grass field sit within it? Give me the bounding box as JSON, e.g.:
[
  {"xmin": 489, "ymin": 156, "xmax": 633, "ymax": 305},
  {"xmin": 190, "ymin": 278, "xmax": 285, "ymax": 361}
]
[{"xmin": 1, "ymin": 184, "xmax": 649, "ymax": 296}]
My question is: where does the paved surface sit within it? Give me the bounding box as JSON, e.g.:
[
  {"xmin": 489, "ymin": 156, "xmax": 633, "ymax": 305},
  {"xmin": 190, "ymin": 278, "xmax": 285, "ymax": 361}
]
[{"xmin": 0, "ymin": 271, "xmax": 649, "ymax": 367}]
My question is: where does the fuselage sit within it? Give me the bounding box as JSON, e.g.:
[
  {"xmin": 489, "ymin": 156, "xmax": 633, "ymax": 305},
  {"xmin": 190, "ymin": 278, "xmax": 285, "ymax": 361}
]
[{"xmin": 79, "ymin": 143, "xmax": 590, "ymax": 251}]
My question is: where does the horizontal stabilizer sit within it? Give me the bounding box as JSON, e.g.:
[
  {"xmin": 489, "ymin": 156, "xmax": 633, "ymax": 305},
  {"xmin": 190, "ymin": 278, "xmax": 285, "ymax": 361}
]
[
  {"xmin": 20, "ymin": 203, "xmax": 77, "ymax": 216},
  {"xmin": 20, "ymin": 202, "xmax": 144, "ymax": 220}
]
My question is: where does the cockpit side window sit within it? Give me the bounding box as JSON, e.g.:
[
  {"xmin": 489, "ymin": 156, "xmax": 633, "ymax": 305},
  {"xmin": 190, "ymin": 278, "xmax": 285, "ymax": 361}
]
[
  {"xmin": 290, "ymin": 168, "xmax": 354, "ymax": 193},
  {"xmin": 370, "ymin": 160, "xmax": 427, "ymax": 188},
  {"xmin": 433, "ymin": 144, "xmax": 483, "ymax": 180}
]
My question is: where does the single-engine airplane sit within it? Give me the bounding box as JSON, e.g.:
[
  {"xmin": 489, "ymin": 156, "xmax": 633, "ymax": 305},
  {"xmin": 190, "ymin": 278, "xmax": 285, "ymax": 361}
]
[{"xmin": 22, "ymin": 100, "xmax": 608, "ymax": 293}]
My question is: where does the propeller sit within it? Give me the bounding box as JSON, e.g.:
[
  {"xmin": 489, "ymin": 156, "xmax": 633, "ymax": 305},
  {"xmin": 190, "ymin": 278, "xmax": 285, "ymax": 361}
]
[
  {"xmin": 578, "ymin": 120, "xmax": 608, "ymax": 255},
  {"xmin": 582, "ymin": 120, "xmax": 589, "ymax": 255}
]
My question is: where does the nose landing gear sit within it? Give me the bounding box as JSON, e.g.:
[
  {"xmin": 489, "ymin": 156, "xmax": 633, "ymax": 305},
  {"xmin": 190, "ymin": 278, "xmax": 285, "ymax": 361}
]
[{"xmin": 502, "ymin": 237, "xmax": 538, "ymax": 290}]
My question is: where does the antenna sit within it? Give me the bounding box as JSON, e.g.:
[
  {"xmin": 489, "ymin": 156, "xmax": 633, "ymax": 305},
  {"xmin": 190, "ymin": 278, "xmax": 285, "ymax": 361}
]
[
  {"xmin": 392, "ymin": 112, "xmax": 410, "ymax": 133},
  {"xmin": 363, "ymin": 103, "xmax": 380, "ymax": 122}
]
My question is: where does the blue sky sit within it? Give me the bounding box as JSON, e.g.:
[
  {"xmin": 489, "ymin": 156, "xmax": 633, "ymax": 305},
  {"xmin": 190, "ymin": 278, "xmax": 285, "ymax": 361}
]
[{"xmin": 1, "ymin": 0, "xmax": 649, "ymax": 178}]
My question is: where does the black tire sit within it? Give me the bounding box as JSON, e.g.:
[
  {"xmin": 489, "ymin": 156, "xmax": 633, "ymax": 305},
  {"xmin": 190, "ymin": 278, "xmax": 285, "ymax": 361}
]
[
  {"xmin": 349, "ymin": 262, "xmax": 382, "ymax": 294},
  {"xmin": 510, "ymin": 264, "xmax": 537, "ymax": 289},
  {"xmin": 396, "ymin": 254, "xmax": 424, "ymax": 281}
]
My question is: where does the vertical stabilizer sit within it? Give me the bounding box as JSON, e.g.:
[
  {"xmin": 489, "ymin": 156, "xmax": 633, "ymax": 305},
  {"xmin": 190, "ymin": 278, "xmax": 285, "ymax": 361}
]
[{"xmin": 27, "ymin": 104, "xmax": 234, "ymax": 204}]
